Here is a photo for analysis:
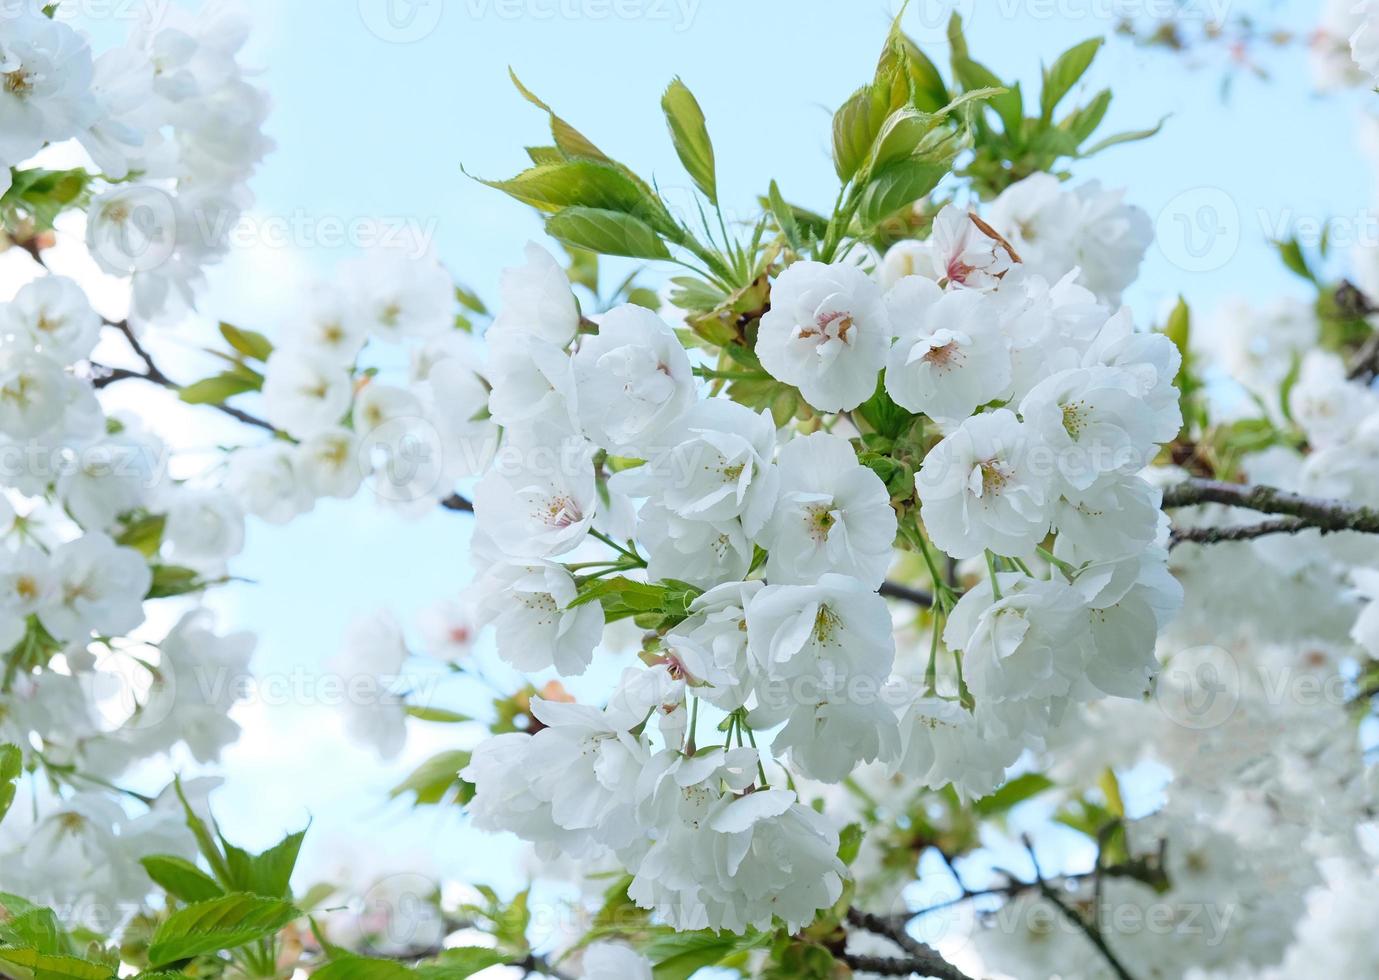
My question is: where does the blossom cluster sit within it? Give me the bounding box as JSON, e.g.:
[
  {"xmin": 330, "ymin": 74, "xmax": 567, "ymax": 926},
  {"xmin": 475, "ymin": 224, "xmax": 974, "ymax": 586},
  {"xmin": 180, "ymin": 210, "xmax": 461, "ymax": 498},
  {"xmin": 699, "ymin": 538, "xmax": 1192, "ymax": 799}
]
[{"xmin": 454, "ymin": 174, "xmax": 1182, "ymax": 934}]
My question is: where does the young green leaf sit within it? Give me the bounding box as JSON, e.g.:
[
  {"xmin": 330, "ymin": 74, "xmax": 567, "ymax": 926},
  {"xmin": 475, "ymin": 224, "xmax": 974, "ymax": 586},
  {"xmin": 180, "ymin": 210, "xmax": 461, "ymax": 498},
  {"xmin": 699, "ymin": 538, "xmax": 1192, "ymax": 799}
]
[
  {"xmin": 0, "ymin": 744, "xmax": 20, "ymax": 826},
  {"xmin": 1040, "ymin": 37, "xmax": 1103, "ymax": 120},
  {"xmin": 139, "ymin": 856, "xmax": 225, "ymax": 904},
  {"xmin": 218, "ymin": 323, "xmax": 274, "ymax": 363},
  {"xmin": 544, "ymin": 207, "xmax": 671, "ymax": 260},
  {"xmin": 661, "ymin": 78, "xmax": 717, "ymax": 204},
  {"xmin": 146, "ymin": 894, "xmax": 299, "ymax": 967},
  {"xmin": 0, "ymin": 948, "xmax": 112, "ymax": 980}
]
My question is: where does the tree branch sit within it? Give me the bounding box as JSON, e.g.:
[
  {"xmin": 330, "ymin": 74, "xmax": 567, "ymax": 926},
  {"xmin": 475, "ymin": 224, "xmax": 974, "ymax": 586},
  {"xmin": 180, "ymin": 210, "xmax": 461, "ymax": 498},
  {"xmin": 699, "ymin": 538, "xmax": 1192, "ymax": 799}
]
[
  {"xmin": 844, "ymin": 907, "xmax": 974, "ymax": 980},
  {"xmin": 1022, "ymin": 837, "xmax": 1136, "ymax": 980},
  {"xmin": 1169, "ymin": 517, "xmax": 1311, "ymax": 548},
  {"xmin": 880, "ymin": 580, "xmax": 934, "ymax": 608},
  {"xmin": 1163, "ymin": 478, "xmax": 1379, "ymax": 541}
]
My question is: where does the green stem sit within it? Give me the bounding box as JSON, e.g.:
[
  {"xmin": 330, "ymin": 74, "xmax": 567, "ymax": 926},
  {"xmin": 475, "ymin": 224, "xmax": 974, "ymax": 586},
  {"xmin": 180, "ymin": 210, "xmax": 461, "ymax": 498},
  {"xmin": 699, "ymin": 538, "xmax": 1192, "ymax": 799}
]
[{"xmin": 985, "ymin": 551, "xmax": 1004, "ymax": 601}]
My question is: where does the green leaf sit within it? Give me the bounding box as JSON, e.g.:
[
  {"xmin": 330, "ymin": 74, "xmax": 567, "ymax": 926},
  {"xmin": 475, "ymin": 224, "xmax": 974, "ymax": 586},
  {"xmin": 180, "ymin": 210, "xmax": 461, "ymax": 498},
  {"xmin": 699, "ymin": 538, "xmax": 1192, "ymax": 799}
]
[
  {"xmin": 661, "ymin": 78, "xmax": 717, "ymax": 204},
  {"xmin": 389, "ymin": 750, "xmax": 473, "ymax": 806},
  {"xmin": 1275, "ymin": 237, "xmax": 1316, "ymax": 283},
  {"xmin": 146, "ymin": 565, "xmax": 204, "ymax": 600},
  {"xmin": 453, "ymin": 285, "xmax": 488, "ymax": 316},
  {"xmin": 1062, "ymin": 88, "xmax": 1112, "ymax": 144},
  {"xmin": 240, "ymin": 828, "xmax": 307, "ymax": 900},
  {"xmin": 310, "ymin": 957, "xmax": 412, "ymax": 980},
  {"xmin": 139, "ymin": 856, "xmax": 224, "ymax": 904},
  {"xmin": 0, "ymin": 909, "xmax": 71, "ymax": 955},
  {"xmin": 765, "ymin": 180, "xmax": 801, "ymax": 250},
  {"xmin": 218, "ymin": 323, "xmax": 274, "ymax": 362},
  {"xmin": 173, "ymin": 777, "xmax": 233, "ymax": 886},
  {"xmin": 116, "ymin": 513, "xmax": 167, "ymax": 558},
  {"xmin": 645, "ymin": 930, "xmax": 769, "ymax": 980},
  {"xmin": 146, "ymin": 894, "xmax": 299, "ymax": 967},
  {"xmin": 836, "ymin": 823, "xmax": 863, "ymax": 866},
  {"xmin": 951, "ymin": 57, "xmax": 1021, "ymax": 138},
  {"xmin": 1041, "ymin": 37, "xmax": 1103, "ymax": 120},
  {"xmin": 545, "ymin": 207, "xmax": 670, "ymax": 260},
  {"xmin": 974, "ymin": 772, "xmax": 1055, "ymax": 815},
  {"xmin": 1, "ymin": 167, "xmax": 92, "ymax": 231},
  {"xmin": 1078, "ymin": 117, "xmax": 1167, "ymax": 157},
  {"xmin": 479, "ymin": 161, "xmax": 671, "ymax": 233},
  {"xmin": 404, "ymin": 706, "xmax": 471, "ymax": 724},
  {"xmin": 508, "ymin": 70, "xmax": 610, "ymax": 163},
  {"xmin": 0, "ymin": 948, "xmax": 113, "ymax": 980},
  {"xmin": 421, "ymin": 947, "xmax": 511, "ymax": 978},
  {"xmin": 179, "ymin": 373, "xmax": 261, "ymax": 406},
  {"xmin": 857, "ymin": 158, "xmax": 950, "ymax": 228},
  {"xmin": 0, "ymin": 744, "xmax": 20, "ymax": 826}
]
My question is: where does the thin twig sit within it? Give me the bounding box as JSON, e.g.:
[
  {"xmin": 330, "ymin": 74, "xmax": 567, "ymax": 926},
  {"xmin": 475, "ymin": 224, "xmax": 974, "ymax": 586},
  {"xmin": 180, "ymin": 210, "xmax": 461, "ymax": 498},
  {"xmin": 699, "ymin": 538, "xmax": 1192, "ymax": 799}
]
[
  {"xmin": 1022, "ymin": 837, "xmax": 1136, "ymax": 980},
  {"xmin": 880, "ymin": 580, "xmax": 934, "ymax": 608},
  {"xmin": 1169, "ymin": 517, "xmax": 1312, "ymax": 548},
  {"xmin": 843, "ymin": 907, "xmax": 975, "ymax": 980}
]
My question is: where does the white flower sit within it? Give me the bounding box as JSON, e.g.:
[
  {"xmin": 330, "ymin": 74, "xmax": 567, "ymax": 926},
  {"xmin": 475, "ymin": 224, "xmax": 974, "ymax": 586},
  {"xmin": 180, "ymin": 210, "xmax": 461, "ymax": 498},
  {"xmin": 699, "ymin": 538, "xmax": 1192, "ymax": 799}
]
[
  {"xmin": 773, "ymin": 697, "xmax": 901, "ymax": 782},
  {"xmin": 39, "ymin": 533, "xmax": 151, "ymax": 642},
  {"xmin": 295, "ymin": 428, "xmax": 365, "ymax": 499},
  {"xmin": 894, "ymin": 695, "xmax": 1021, "ymax": 801},
  {"xmin": 162, "ymin": 488, "xmax": 247, "ymax": 566},
  {"xmin": 1352, "ymin": 568, "xmax": 1379, "ymax": 658},
  {"xmin": 0, "ymin": 347, "xmax": 68, "ymax": 437},
  {"xmin": 141, "ymin": 610, "xmax": 254, "ymax": 763},
  {"xmin": 639, "ymin": 501, "xmax": 751, "ymax": 588},
  {"xmin": 989, "ymin": 174, "xmax": 1151, "ymax": 305},
  {"xmin": 666, "ymin": 580, "xmax": 763, "ymax": 712},
  {"xmin": 943, "ymin": 573, "xmax": 1091, "ymax": 705},
  {"xmin": 342, "ymin": 250, "xmax": 455, "ymax": 342},
  {"xmin": 473, "ymin": 435, "xmax": 597, "ymax": 558},
  {"xmin": 521, "ymin": 698, "xmax": 649, "ymax": 850},
  {"xmin": 282, "ymin": 284, "xmax": 367, "ymax": 365},
  {"xmin": 261, "ymin": 349, "xmax": 353, "ymax": 438},
  {"xmin": 629, "ymin": 784, "xmax": 846, "ymax": 934},
  {"xmin": 56, "ymin": 431, "xmax": 159, "ymax": 531},
  {"xmin": 0, "ymin": 7, "xmax": 96, "ymax": 172},
  {"xmin": 744, "ymin": 576, "xmax": 893, "ymax": 705},
  {"xmin": 1019, "ymin": 365, "xmax": 1158, "ymax": 496},
  {"xmin": 226, "ymin": 443, "xmax": 314, "ymax": 524},
  {"xmin": 878, "ymin": 239, "xmax": 927, "ymax": 288},
  {"xmin": 421, "ymin": 356, "xmax": 497, "ymax": 479},
  {"xmin": 761, "ymin": 432, "xmax": 896, "ymax": 588},
  {"xmin": 1080, "ymin": 306, "xmax": 1182, "ymax": 443},
  {"xmin": 613, "ymin": 399, "xmax": 779, "ymax": 536},
  {"xmin": 490, "ymin": 241, "xmax": 580, "ymax": 346},
  {"xmin": 904, "ymin": 204, "xmax": 1014, "ymax": 290},
  {"xmin": 1198, "ymin": 297, "xmax": 1317, "ymax": 401},
  {"xmin": 1289, "ymin": 350, "xmax": 1378, "ymax": 449},
  {"xmin": 1352, "ymin": 1, "xmax": 1379, "ymax": 81},
  {"xmin": 999, "ymin": 269, "xmax": 1107, "ymax": 403},
  {"xmin": 460, "ymin": 733, "xmax": 603, "ymax": 858},
  {"xmin": 1052, "ymin": 475, "xmax": 1163, "ymax": 563},
  {"xmin": 0, "ymin": 545, "xmax": 55, "ymax": 649},
  {"xmin": 0, "ymin": 276, "xmax": 101, "ymax": 363},
  {"xmin": 84, "ymin": 184, "xmax": 180, "ymax": 280},
  {"xmin": 581, "ymin": 943, "xmax": 653, "ymax": 980},
  {"xmin": 329, "ymin": 611, "xmax": 410, "ymax": 761},
  {"xmin": 415, "ymin": 597, "xmax": 475, "ymax": 663},
  {"xmin": 916, "ymin": 408, "xmax": 1053, "ymax": 559},
  {"xmin": 467, "ymin": 559, "xmax": 603, "ymax": 676},
  {"xmin": 756, "ymin": 260, "xmax": 890, "ymax": 412},
  {"xmin": 1071, "ymin": 550, "xmax": 1180, "ymax": 699},
  {"xmin": 883, "ymin": 275, "xmax": 1012, "ymax": 423},
  {"xmin": 486, "ymin": 328, "xmax": 579, "ymax": 437},
  {"xmin": 572, "ymin": 304, "xmax": 694, "ymax": 455}
]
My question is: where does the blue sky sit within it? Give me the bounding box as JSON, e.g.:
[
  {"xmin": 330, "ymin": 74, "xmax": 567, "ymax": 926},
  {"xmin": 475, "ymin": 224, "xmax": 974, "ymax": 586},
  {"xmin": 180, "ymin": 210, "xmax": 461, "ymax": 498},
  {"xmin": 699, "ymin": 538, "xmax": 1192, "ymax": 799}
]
[{"xmin": 74, "ymin": 0, "xmax": 1373, "ymax": 917}]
